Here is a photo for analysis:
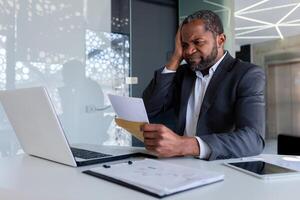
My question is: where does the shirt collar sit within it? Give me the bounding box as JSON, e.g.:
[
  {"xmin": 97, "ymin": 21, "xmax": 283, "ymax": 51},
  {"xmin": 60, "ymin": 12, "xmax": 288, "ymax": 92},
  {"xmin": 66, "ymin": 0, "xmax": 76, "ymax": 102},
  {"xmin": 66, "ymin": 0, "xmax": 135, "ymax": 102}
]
[{"xmin": 195, "ymin": 51, "xmax": 227, "ymax": 78}]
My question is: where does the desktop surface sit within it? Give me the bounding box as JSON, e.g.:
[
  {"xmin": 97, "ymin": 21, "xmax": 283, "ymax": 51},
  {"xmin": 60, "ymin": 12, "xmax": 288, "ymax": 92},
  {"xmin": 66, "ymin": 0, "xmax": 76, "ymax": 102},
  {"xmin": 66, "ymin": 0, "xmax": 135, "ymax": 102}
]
[{"xmin": 0, "ymin": 145, "xmax": 299, "ymax": 200}]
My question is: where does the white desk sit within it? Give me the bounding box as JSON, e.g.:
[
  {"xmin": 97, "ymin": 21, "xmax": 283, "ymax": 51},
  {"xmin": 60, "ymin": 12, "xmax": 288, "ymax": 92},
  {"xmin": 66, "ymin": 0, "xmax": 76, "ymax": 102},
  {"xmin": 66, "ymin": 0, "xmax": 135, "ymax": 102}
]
[{"xmin": 0, "ymin": 146, "xmax": 300, "ymax": 200}]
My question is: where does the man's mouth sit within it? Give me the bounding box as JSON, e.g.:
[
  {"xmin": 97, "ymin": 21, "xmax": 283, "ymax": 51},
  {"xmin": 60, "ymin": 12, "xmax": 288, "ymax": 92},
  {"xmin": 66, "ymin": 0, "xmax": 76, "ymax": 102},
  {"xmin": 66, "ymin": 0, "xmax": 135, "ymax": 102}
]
[{"xmin": 188, "ymin": 58, "xmax": 201, "ymax": 65}]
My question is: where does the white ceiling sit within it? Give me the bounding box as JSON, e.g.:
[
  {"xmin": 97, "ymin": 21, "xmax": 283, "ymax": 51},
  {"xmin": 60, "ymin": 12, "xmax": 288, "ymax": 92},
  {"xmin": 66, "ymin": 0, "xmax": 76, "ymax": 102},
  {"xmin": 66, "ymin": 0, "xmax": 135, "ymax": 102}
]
[{"xmin": 235, "ymin": 0, "xmax": 300, "ymax": 46}]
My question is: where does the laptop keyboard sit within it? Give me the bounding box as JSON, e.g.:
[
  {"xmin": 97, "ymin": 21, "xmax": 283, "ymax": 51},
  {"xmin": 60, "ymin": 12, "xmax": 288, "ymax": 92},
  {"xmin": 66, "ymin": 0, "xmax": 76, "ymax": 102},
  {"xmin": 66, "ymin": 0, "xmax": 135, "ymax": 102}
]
[{"xmin": 70, "ymin": 147, "xmax": 111, "ymax": 159}]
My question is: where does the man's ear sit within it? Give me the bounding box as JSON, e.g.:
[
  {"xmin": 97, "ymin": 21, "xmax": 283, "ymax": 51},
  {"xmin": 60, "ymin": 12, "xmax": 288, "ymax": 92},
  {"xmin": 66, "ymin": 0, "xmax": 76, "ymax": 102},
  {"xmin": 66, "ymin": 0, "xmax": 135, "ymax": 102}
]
[{"xmin": 217, "ymin": 33, "xmax": 226, "ymax": 48}]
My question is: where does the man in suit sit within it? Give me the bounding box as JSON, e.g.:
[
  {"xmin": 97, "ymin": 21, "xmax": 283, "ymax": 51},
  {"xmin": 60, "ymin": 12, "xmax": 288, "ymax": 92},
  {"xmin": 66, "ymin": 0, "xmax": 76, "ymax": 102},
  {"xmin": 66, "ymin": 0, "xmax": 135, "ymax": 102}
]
[{"xmin": 142, "ymin": 10, "xmax": 265, "ymax": 160}]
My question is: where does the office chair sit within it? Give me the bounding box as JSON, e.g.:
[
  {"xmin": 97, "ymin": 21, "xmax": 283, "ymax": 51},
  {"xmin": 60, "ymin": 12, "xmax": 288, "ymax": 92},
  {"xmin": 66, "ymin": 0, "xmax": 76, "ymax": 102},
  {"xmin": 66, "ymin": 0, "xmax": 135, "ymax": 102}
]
[{"xmin": 277, "ymin": 134, "xmax": 300, "ymax": 155}]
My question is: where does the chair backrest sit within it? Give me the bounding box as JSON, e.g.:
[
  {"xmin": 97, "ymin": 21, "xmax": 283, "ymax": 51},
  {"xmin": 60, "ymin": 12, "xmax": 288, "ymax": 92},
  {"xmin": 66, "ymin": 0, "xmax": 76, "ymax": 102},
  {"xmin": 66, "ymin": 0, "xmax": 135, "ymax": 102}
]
[{"xmin": 277, "ymin": 134, "xmax": 300, "ymax": 155}]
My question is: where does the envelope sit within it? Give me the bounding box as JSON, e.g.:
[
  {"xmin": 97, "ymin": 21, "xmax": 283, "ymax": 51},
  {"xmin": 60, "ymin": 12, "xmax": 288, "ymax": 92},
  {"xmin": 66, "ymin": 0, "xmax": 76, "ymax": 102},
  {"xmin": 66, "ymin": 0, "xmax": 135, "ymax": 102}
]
[{"xmin": 115, "ymin": 118, "xmax": 147, "ymax": 142}]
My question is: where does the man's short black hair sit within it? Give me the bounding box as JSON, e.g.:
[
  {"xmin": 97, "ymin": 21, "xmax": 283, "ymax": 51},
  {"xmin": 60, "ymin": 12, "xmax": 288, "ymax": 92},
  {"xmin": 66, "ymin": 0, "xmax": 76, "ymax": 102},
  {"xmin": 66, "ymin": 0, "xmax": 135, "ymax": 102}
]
[{"xmin": 182, "ymin": 10, "xmax": 224, "ymax": 36}]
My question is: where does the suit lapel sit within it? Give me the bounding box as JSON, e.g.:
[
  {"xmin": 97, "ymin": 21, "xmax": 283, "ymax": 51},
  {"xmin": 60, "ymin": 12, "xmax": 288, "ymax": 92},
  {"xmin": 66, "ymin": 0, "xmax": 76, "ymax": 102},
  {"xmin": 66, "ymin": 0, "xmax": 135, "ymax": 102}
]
[
  {"xmin": 177, "ymin": 69, "xmax": 196, "ymax": 135},
  {"xmin": 198, "ymin": 53, "xmax": 236, "ymax": 120}
]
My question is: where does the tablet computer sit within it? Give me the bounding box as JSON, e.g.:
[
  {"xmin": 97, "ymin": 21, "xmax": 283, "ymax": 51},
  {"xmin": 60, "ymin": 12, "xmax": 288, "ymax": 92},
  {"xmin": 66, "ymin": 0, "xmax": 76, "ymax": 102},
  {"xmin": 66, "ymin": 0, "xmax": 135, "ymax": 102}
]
[{"xmin": 224, "ymin": 160, "xmax": 300, "ymax": 180}]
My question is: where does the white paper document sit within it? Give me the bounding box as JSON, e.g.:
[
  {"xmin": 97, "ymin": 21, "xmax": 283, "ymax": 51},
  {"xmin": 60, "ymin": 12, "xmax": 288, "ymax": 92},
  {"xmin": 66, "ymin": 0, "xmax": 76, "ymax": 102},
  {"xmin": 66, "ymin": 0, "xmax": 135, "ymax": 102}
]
[
  {"xmin": 85, "ymin": 159, "xmax": 224, "ymax": 197},
  {"xmin": 108, "ymin": 94, "xmax": 149, "ymax": 123}
]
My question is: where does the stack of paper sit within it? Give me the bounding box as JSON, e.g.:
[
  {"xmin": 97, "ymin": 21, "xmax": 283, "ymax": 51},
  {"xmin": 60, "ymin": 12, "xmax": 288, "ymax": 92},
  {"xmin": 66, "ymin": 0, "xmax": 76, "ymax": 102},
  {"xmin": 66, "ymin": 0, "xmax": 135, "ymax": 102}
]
[
  {"xmin": 84, "ymin": 158, "xmax": 224, "ymax": 198},
  {"xmin": 108, "ymin": 94, "xmax": 149, "ymax": 142}
]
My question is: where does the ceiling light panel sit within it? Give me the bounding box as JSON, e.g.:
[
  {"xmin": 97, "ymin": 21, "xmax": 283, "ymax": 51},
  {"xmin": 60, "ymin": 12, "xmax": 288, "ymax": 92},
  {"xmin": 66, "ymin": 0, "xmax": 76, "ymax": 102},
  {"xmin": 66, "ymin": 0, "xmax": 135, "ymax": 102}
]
[{"xmin": 235, "ymin": 0, "xmax": 300, "ymax": 46}]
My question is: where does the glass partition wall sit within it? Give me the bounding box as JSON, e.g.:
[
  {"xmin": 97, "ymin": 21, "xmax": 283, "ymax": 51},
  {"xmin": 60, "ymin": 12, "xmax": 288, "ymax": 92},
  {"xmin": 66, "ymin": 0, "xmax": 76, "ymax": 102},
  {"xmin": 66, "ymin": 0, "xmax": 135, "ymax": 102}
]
[{"xmin": 0, "ymin": 0, "xmax": 131, "ymax": 157}]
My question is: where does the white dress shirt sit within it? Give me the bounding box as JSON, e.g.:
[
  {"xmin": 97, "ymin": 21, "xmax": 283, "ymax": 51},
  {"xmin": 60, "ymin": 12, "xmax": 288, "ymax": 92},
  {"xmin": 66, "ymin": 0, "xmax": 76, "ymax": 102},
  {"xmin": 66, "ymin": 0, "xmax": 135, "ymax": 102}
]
[{"xmin": 162, "ymin": 52, "xmax": 227, "ymax": 159}]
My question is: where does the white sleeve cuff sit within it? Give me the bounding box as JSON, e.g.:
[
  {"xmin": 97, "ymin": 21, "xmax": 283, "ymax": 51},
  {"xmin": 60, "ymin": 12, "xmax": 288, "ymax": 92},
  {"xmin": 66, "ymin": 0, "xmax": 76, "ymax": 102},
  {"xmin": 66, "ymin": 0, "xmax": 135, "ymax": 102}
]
[
  {"xmin": 162, "ymin": 67, "xmax": 176, "ymax": 74},
  {"xmin": 195, "ymin": 136, "xmax": 211, "ymax": 159}
]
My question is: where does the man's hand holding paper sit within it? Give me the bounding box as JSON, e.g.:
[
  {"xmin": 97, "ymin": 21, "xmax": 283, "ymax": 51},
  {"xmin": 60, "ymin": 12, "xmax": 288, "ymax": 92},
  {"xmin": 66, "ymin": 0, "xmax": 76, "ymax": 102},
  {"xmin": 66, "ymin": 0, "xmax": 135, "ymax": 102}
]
[
  {"xmin": 108, "ymin": 94, "xmax": 200, "ymax": 158},
  {"xmin": 108, "ymin": 94, "xmax": 148, "ymax": 142}
]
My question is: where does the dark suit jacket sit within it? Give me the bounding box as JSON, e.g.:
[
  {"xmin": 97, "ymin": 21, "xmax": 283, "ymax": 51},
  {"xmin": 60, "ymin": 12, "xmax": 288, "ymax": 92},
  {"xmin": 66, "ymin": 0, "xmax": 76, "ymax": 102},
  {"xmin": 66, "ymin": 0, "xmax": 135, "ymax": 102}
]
[{"xmin": 142, "ymin": 53, "xmax": 265, "ymax": 160}]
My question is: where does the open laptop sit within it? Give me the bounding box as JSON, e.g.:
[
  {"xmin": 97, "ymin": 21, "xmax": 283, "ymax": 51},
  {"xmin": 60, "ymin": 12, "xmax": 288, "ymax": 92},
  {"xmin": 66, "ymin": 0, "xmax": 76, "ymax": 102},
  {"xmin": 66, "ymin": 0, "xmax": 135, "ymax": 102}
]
[{"xmin": 0, "ymin": 87, "xmax": 149, "ymax": 167}]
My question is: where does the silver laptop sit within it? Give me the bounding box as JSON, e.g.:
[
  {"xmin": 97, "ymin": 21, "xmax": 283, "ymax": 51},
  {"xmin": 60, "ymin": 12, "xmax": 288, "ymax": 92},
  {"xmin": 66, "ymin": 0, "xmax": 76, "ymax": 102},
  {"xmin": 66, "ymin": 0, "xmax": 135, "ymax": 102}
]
[{"xmin": 0, "ymin": 87, "xmax": 147, "ymax": 167}]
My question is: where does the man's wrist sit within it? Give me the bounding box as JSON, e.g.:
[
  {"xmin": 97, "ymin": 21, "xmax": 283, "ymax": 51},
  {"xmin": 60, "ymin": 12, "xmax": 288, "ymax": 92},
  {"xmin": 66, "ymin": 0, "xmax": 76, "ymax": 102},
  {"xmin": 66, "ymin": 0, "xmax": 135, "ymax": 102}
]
[
  {"xmin": 162, "ymin": 67, "xmax": 176, "ymax": 74},
  {"xmin": 166, "ymin": 55, "xmax": 182, "ymax": 71},
  {"xmin": 179, "ymin": 136, "xmax": 200, "ymax": 156},
  {"xmin": 165, "ymin": 63, "xmax": 179, "ymax": 71}
]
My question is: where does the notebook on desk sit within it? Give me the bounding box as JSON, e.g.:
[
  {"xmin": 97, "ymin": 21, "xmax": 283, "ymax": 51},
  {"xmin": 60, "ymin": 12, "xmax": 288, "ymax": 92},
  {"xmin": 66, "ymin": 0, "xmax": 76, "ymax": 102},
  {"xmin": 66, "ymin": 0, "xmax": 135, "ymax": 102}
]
[
  {"xmin": 83, "ymin": 158, "xmax": 224, "ymax": 198},
  {"xmin": 0, "ymin": 87, "xmax": 151, "ymax": 167}
]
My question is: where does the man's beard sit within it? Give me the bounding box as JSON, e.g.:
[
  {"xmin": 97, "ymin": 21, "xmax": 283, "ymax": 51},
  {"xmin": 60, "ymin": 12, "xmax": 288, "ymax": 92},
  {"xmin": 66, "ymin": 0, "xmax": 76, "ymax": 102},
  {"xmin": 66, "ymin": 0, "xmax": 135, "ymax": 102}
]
[{"xmin": 189, "ymin": 43, "xmax": 218, "ymax": 72}]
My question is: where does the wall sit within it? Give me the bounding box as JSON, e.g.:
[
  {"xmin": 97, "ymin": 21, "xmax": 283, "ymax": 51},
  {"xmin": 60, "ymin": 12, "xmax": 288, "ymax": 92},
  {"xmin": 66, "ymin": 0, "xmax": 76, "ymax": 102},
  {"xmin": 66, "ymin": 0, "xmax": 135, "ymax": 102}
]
[
  {"xmin": 253, "ymin": 34, "xmax": 300, "ymax": 139},
  {"xmin": 253, "ymin": 34, "xmax": 300, "ymax": 68},
  {"xmin": 130, "ymin": 0, "xmax": 178, "ymax": 98},
  {"xmin": 130, "ymin": 0, "xmax": 178, "ymax": 146}
]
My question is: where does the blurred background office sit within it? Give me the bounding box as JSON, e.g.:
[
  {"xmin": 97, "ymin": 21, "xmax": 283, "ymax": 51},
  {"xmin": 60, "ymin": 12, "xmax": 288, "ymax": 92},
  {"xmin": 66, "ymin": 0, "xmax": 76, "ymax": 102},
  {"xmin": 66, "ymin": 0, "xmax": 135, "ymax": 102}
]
[{"xmin": 1, "ymin": 0, "xmax": 300, "ymax": 158}]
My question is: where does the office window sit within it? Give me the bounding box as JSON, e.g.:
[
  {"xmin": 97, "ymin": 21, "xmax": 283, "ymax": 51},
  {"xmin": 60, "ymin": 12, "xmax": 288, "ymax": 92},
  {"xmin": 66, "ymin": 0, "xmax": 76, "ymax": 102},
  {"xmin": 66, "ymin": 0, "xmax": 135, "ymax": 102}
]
[{"xmin": 0, "ymin": 0, "xmax": 131, "ymax": 158}]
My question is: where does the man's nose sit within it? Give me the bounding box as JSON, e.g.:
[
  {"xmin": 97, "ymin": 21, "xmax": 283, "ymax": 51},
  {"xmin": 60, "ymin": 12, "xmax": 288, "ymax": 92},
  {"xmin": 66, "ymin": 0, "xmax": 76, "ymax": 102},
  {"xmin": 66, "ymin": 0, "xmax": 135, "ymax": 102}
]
[{"xmin": 185, "ymin": 45, "xmax": 196, "ymax": 56}]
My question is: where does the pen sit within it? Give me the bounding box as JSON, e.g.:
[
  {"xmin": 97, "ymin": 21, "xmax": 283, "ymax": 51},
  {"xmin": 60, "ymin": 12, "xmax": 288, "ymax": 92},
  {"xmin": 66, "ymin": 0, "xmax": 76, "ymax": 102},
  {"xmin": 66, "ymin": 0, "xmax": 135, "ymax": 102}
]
[{"xmin": 102, "ymin": 160, "xmax": 133, "ymax": 168}]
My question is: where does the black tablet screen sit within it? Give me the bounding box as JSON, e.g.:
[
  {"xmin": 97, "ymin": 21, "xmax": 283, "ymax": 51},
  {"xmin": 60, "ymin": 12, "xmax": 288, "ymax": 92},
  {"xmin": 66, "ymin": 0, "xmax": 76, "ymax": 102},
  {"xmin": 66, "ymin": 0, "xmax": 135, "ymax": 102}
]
[{"xmin": 228, "ymin": 161, "xmax": 296, "ymax": 175}]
